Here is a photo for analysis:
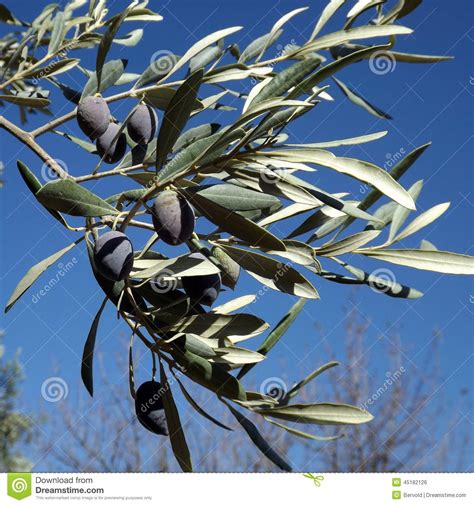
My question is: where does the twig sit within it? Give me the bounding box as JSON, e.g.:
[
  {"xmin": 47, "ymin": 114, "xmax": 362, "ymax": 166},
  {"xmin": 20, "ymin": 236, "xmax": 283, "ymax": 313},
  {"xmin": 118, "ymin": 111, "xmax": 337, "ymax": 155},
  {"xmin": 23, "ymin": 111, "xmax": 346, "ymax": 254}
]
[{"xmin": 0, "ymin": 115, "xmax": 71, "ymax": 179}]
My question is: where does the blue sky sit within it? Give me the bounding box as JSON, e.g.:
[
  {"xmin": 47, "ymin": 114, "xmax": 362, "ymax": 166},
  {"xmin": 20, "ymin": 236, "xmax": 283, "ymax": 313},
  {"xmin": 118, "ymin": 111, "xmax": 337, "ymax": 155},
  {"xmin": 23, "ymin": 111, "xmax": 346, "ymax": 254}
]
[{"xmin": 1, "ymin": 0, "xmax": 473, "ymax": 471}]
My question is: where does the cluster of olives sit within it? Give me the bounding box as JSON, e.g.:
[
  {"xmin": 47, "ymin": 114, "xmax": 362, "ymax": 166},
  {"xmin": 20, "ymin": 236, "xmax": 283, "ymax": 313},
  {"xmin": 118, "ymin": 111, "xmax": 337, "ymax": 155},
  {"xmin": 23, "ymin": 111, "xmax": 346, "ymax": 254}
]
[
  {"xmin": 92, "ymin": 190, "xmax": 221, "ymax": 307},
  {"xmin": 76, "ymin": 96, "xmax": 157, "ymax": 164}
]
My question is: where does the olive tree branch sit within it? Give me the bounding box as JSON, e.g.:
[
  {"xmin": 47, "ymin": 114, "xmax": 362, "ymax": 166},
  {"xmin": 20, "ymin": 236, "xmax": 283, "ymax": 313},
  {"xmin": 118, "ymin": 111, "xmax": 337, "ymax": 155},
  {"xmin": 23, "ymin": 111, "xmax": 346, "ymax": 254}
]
[{"xmin": 0, "ymin": 114, "xmax": 71, "ymax": 179}]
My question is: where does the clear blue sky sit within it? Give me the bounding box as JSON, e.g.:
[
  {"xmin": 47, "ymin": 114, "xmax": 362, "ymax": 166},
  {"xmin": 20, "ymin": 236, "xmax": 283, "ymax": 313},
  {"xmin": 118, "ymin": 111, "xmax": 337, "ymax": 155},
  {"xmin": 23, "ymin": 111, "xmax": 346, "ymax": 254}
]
[{"xmin": 1, "ymin": 0, "xmax": 473, "ymax": 471}]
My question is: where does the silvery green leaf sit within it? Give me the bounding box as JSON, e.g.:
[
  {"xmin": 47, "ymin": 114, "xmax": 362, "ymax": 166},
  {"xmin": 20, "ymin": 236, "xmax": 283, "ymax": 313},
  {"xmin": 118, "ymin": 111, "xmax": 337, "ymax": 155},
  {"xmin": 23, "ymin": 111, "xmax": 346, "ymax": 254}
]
[
  {"xmin": 172, "ymin": 123, "xmax": 220, "ymax": 153},
  {"xmin": 155, "ymin": 69, "xmax": 204, "ymax": 170},
  {"xmin": 185, "ymin": 191, "xmax": 286, "ymax": 251},
  {"xmin": 333, "ymin": 77, "xmax": 392, "ymax": 119},
  {"xmin": 289, "ymin": 131, "xmax": 388, "ymax": 148},
  {"xmin": 249, "ymin": 57, "xmax": 321, "ymax": 108},
  {"xmin": 212, "ymin": 295, "xmax": 256, "ymax": 315},
  {"xmin": 394, "ymin": 203, "xmax": 450, "ymax": 243},
  {"xmin": 173, "ymin": 350, "xmax": 247, "ymax": 401},
  {"xmin": 25, "ymin": 58, "xmax": 80, "ymax": 79},
  {"xmin": 316, "ymin": 230, "xmax": 381, "ymax": 256},
  {"xmin": 96, "ymin": 6, "xmax": 130, "ymax": 91},
  {"xmin": 286, "ymin": 362, "xmax": 340, "ymax": 400},
  {"xmin": 159, "ymin": 361, "xmax": 193, "ymax": 473},
  {"xmin": 163, "ymin": 26, "xmax": 243, "ymax": 81},
  {"xmin": 183, "ymin": 184, "xmax": 280, "ymax": 211},
  {"xmin": 174, "ymin": 375, "xmax": 232, "ymax": 431},
  {"xmin": 388, "ymin": 180, "xmax": 424, "ymax": 242},
  {"xmin": 5, "ymin": 239, "xmax": 81, "ymax": 313},
  {"xmin": 48, "ymin": 11, "xmax": 66, "ymax": 55},
  {"xmin": 420, "ymin": 239, "xmax": 438, "ymax": 251},
  {"xmin": 82, "ymin": 59, "xmax": 125, "ymax": 98},
  {"xmin": 309, "ymin": 0, "xmax": 346, "ymax": 41},
  {"xmin": 359, "ymin": 249, "xmax": 474, "ymax": 275},
  {"xmin": 0, "ymin": 94, "xmax": 50, "ymax": 108},
  {"xmin": 299, "ymin": 24, "xmax": 412, "ymax": 55},
  {"xmin": 189, "ymin": 44, "xmax": 223, "ymax": 73},
  {"xmin": 238, "ymin": 29, "xmax": 283, "ymax": 64},
  {"xmin": 265, "ymin": 149, "xmax": 416, "ymax": 210},
  {"xmin": 225, "ymin": 402, "xmax": 292, "ymax": 472},
  {"xmin": 255, "ymin": 403, "xmax": 374, "ymax": 425},
  {"xmin": 164, "ymin": 313, "xmax": 269, "ymax": 341},
  {"xmin": 37, "ymin": 179, "xmax": 119, "ymax": 217},
  {"xmin": 113, "ymin": 28, "xmax": 143, "ymax": 46},
  {"xmin": 337, "ymin": 261, "xmax": 423, "ymax": 299},
  {"xmin": 135, "ymin": 53, "xmax": 180, "ymax": 88},
  {"xmin": 265, "ymin": 418, "xmax": 344, "ymax": 441},
  {"xmin": 238, "ymin": 298, "xmax": 306, "ymax": 379},
  {"xmin": 53, "ymin": 129, "xmax": 96, "ymax": 153}
]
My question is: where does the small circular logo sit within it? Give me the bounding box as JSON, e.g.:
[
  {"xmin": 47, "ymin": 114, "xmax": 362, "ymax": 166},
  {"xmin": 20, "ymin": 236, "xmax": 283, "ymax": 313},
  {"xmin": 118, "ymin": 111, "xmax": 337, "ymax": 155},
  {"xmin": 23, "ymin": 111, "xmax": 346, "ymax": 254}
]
[
  {"xmin": 369, "ymin": 51, "xmax": 396, "ymax": 75},
  {"xmin": 41, "ymin": 376, "xmax": 68, "ymax": 402}
]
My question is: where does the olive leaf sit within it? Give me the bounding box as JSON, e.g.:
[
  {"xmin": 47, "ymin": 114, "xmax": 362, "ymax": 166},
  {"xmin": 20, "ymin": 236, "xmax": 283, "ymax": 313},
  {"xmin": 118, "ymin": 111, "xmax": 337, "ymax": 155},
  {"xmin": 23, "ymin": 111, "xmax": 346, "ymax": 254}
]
[
  {"xmin": 332, "ymin": 77, "xmax": 392, "ymax": 119},
  {"xmin": 173, "ymin": 350, "xmax": 247, "ymax": 401},
  {"xmin": 238, "ymin": 298, "xmax": 306, "ymax": 379},
  {"xmin": 0, "ymin": 94, "xmax": 50, "ymax": 107},
  {"xmin": 134, "ymin": 54, "xmax": 180, "ymax": 88},
  {"xmin": 265, "ymin": 418, "xmax": 344, "ymax": 442},
  {"xmin": 82, "ymin": 59, "xmax": 126, "ymax": 98},
  {"xmin": 217, "ymin": 245, "xmax": 319, "ymax": 299},
  {"xmin": 249, "ymin": 57, "xmax": 321, "ymax": 108},
  {"xmin": 81, "ymin": 297, "xmax": 108, "ymax": 397},
  {"xmin": 185, "ymin": 191, "xmax": 286, "ymax": 251},
  {"xmin": 37, "ymin": 179, "xmax": 119, "ymax": 217},
  {"xmin": 224, "ymin": 401, "xmax": 292, "ymax": 472},
  {"xmin": 174, "ymin": 374, "xmax": 232, "ymax": 431},
  {"xmin": 96, "ymin": 6, "xmax": 130, "ymax": 91},
  {"xmin": 255, "ymin": 403, "xmax": 374, "ymax": 425},
  {"xmin": 5, "ymin": 239, "xmax": 82, "ymax": 313},
  {"xmin": 183, "ymin": 184, "xmax": 280, "ymax": 211},
  {"xmin": 164, "ymin": 313, "xmax": 269, "ymax": 341},
  {"xmin": 159, "ymin": 361, "xmax": 193, "ymax": 473},
  {"xmin": 286, "ymin": 362, "xmax": 340, "ymax": 400},
  {"xmin": 358, "ymin": 249, "xmax": 474, "ymax": 275},
  {"xmin": 48, "ymin": 10, "xmax": 66, "ymax": 55},
  {"xmin": 155, "ymin": 69, "xmax": 204, "ymax": 170}
]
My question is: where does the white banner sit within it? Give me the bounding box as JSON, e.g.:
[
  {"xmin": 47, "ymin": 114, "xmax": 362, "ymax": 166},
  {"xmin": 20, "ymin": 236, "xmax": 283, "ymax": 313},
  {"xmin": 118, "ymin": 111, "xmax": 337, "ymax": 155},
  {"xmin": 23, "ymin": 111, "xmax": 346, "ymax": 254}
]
[{"xmin": 1, "ymin": 473, "xmax": 472, "ymax": 504}]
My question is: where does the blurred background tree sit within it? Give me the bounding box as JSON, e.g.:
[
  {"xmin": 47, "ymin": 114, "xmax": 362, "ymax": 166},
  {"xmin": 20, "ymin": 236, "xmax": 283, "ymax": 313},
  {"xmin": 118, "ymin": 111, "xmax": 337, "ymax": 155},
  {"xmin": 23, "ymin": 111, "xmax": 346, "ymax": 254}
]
[
  {"xmin": 0, "ymin": 333, "xmax": 32, "ymax": 472},
  {"xmin": 35, "ymin": 305, "xmax": 470, "ymax": 472}
]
